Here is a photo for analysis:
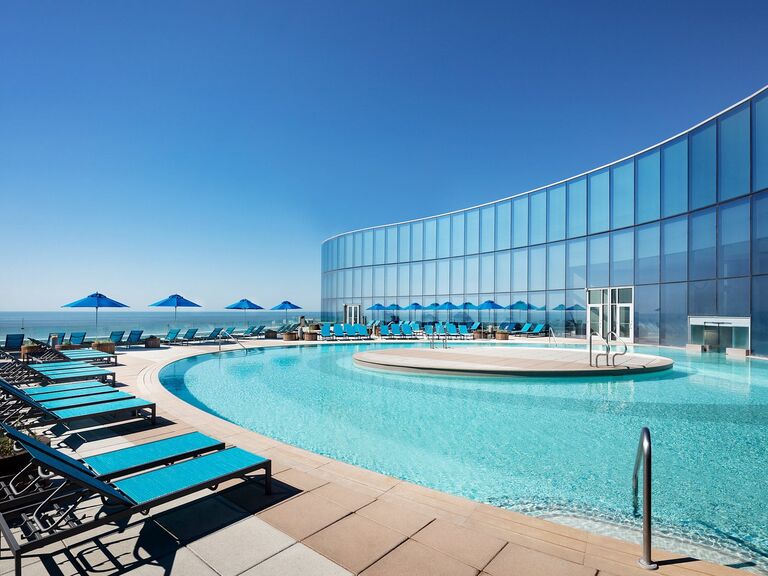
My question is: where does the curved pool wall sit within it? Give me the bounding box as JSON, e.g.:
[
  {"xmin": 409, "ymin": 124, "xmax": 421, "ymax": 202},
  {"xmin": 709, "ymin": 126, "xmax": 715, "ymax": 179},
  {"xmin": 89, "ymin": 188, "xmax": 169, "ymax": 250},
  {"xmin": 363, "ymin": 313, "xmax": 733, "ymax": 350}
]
[
  {"xmin": 320, "ymin": 85, "xmax": 768, "ymax": 355},
  {"xmin": 159, "ymin": 342, "xmax": 768, "ymax": 571}
]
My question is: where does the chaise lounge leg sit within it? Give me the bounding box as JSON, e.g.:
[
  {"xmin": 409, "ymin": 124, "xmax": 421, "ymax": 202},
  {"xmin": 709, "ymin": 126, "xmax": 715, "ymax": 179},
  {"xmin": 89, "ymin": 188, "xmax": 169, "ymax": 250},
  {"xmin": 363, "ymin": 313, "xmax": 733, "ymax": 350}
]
[{"xmin": 265, "ymin": 463, "xmax": 272, "ymax": 495}]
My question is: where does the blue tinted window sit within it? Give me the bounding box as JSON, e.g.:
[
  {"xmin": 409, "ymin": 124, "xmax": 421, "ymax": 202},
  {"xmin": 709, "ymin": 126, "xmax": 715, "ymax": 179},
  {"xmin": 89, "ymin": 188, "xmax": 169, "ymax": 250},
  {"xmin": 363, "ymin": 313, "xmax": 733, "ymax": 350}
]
[
  {"xmin": 529, "ymin": 191, "xmax": 547, "ymax": 245},
  {"xmin": 547, "ymin": 291, "xmax": 566, "ymax": 334},
  {"xmin": 363, "ymin": 230, "xmax": 374, "ymax": 265},
  {"xmin": 496, "ymin": 202, "xmax": 511, "ymax": 250},
  {"xmin": 385, "ymin": 265, "xmax": 397, "ymax": 297},
  {"xmin": 480, "ymin": 206, "xmax": 495, "ymax": 252},
  {"xmin": 450, "ymin": 258, "xmax": 464, "ymax": 294},
  {"xmin": 547, "ymin": 242, "xmax": 565, "ymax": 290},
  {"xmin": 718, "ymin": 199, "xmax": 750, "ymax": 277},
  {"xmin": 353, "ymin": 233, "xmax": 363, "ymax": 267},
  {"xmin": 566, "ymin": 238, "xmax": 586, "ymax": 289},
  {"xmin": 635, "ymin": 284, "xmax": 660, "ymax": 344},
  {"xmin": 752, "ymin": 276, "xmax": 768, "ymax": 355},
  {"xmin": 512, "ymin": 196, "xmax": 528, "ymax": 248},
  {"xmin": 689, "ymin": 209, "xmax": 716, "ymax": 280},
  {"xmin": 398, "ymin": 224, "xmax": 410, "ymax": 262},
  {"xmin": 635, "ymin": 223, "xmax": 660, "ymax": 285},
  {"xmin": 610, "ymin": 229, "xmax": 634, "ymax": 286},
  {"xmin": 464, "ymin": 255, "xmax": 479, "ymax": 294},
  {"xmin": 411, "ymin": 222, "xmax": 423, "ymax": 261},
  {"xmin": 661, "ymin": 216, "xmax": 687, "ymax": 282},
  {"xmin": 636, "ymin": 150, "xmax": 660, "ymax": 224},
  {"xmin": 423, "ymin": 219, "xmax": 436, "ymax": 260},
  {"xmin": 480, "ymin": 253, "xmax": 494, "ymax": 293},
  {"xmin": 662, "ymin": 137, "xmax": 688, "ymax": 217},
  {"xmin": 398, "ymin": 263, "xmax": 409, "ymax": 295},
  {"xmin": 719, "ymin": 104, "xmax": 750, "ymax": 201},
  {"xmin": 386, "ymin": 227, "xmax": 398, "ymax": 263},
  {"xmin": 465, "ymin": 210, "xmax": 479, "ymax": 255},
  {"xmin": 422, "ymin": 261, "xmax": 436, "ymax": 295},
  {"xmin": 495, "ymin": 251, "xmax": 511, "ymax": 292},
  {"xmin": 753, "ymin": 192, "xmax": 768, "ymax": 274},
  {"xmin": 410, "ymin": 263, "xmax": 422, "ymax": 295},
  {"xmin": 512, "ymin": 248, "xmax": 528, "ymax": 292},
  {"xmin": 588, "ymin": 234, "xmax": 609, "ymax": 288},
  {"xmin": 588, "ymin": 170, "xmax": 609, "ymax": 234},
  {"xmin": 660, "ymin": 282, "xmax": 687, "ymax": 346},
  {"xmin": 611, "ymin": 160, "xmax": 634, "ymax": 229},
  {"xmin": 547, "ymin": 185, "xmax": 566, "ymax": 242},
  {"xmin": 374, "ymin": 229, "xmax": 386, "ymax": 265},
  {"xmin": 373, "ymin": 266, "xmax": 384, "ymax": 296},
  {"xmin": 437, "ymin": 259, "xmax": 449, "ymax": 293},
  {"xmin": 689, "ymin": 280, "xmax": 717, "ymax": 316},
  {"xmin": 690, "ymin": 122, "xmax": 717, "ymax": 209},
  {"xmin": 719, "ymin": 277, "xmax": 750, "ymax": 316},
  {"xmin": 451, "ymin": 213, "xmax": 465, "ymax": 257},
  {"xmin": 755, "ymin": 91, "xmax": 768, "ymax": 192},
  {"xmin": 529, "ymin": 245, "xmax": 546, "ymax": 291},
  {"xmin": 567, "ymin": 177, "xmax": 587, "ymax": 238},
  {"xmin": 565, "ymin": 290, "xmax": 587, "ymax": 337},
  {"xmin": 437, "ymin": 216, "xmax": 450, "ymax": 259}
]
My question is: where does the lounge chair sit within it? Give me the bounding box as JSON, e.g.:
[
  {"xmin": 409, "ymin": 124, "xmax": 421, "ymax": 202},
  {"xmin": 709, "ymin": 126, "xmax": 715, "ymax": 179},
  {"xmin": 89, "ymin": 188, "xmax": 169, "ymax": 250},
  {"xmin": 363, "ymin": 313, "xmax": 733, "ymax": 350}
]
[
  {"xmin": 107, "ymin": 331, "xmax": 125, "ymax": 345},
  {"xmin": 411, "ymin": 322, "xmax": 421, "ymax": 334},
  {"xmin": 401, "ymin": 324, "xmax": 416, "ymax": 339},
  {"xmin": 446, "ymin": 324, "xmax": 459, "ymax": 339},
  {"xmin": 0, "ymin": 424, "xmax": 270, "ymax": 574},
  {"xmin": 333, "ymin": 324, "xmax": 346, "ymax": 340},
  {"xmin": 343, "ymin": 324, "xmax": 359, "ymax": 340},
  {"xmin": 60, "ymin": 349, "xmax": 117, "ymax": 366},
  {"xmin": 68, "ymin": 332, "xmax": 86, "ymax": 347},
  {"xmin": 224, "ymin": 327, "xmax": 236, "ymax": 336},
  {"xmin": 177, "ymin": 328, "xmax": 198, "ymax": 345},
  {"xmin": 526, "ymin": 323, "xmax": 546, "ymax": 337},
  {"xmin": 196, "ymin": 328, "xmax": 223, "ymax": 343},
  {"xmin": 27, "ymin": 361, "xmax": 116, "ymax": 384},
  {"xmin": 161, "ymin": 329, "xmax": 181, "ymax": 344},
  {"xmin": 47, "ymin": 333, "xmax": 65, "ymax": 347},
  {"xmin": 1, "ymin": 335, "xmax": 24, "ymax": 353},
  {"xmin": 238, "ymin": 326, "xmax": 258, "ymax": 338},
  {"xmin": 380, "ymin": 324, "xmax": 391, "ymax": 338},
  {"xmin": 511, "ymin": 322, "xmax": 533, "ymax": 336},
  {"xmin": 320, "ymin": 324, "xmax": 334, "ymax": 340},
  {"xmin": 424, "ymin": 325, "xmax": 434, "ymax": 337},
  {"xmin": 390, "ymin": 324, "xmax": 403, "ymax": 339},
  {"xmin": 458, "ymin": 325, "xmax": 471, "ymax": 339},
  {"xmin": 354, "ymin": 324, "xmax": 370, "ymax": 339},
  {"xmin": 122, "ymin": 330, "xmax": 144, "ymax": 348},
  {"xmin": 435, "ymin": 324, "xmax": 446, "ymax": 337}
]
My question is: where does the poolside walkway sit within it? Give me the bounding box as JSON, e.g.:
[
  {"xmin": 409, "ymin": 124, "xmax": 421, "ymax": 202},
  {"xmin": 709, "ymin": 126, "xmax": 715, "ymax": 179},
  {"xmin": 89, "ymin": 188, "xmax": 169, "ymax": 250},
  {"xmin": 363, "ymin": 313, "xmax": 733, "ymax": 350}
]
[{"xmin": 3, "ymin": 339, "xmax": 750, "ymax": 576}]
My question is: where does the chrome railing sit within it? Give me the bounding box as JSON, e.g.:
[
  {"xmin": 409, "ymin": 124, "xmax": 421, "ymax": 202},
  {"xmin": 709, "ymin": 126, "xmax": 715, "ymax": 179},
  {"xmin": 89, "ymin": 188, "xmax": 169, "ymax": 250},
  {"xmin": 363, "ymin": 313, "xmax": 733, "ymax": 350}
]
[
  {"xmin": 218, "ymin": 330, "xmax": 248, "ymax": 353},
  {"xmin": 607, "ymin": 331, "xmax": 628, "ymax": 367},
  {"xmin": 547, "ymin": 327, "xmax": 559, "ymax": 347},
  {"xmin": 632, "ymin": 427, "xmax": 657, "ymax": 570},
  {"xmin": 589, "ymin": 330, "xmax": 611, "ymax": 367}
]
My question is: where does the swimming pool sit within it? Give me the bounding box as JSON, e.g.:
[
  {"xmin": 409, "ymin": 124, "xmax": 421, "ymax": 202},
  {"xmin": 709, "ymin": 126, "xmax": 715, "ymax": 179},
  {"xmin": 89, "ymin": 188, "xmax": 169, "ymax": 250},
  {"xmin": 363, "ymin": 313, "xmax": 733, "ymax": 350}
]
[{"xmin": 159, "ymin": 342, "xmax": 768, "ymax": 572}]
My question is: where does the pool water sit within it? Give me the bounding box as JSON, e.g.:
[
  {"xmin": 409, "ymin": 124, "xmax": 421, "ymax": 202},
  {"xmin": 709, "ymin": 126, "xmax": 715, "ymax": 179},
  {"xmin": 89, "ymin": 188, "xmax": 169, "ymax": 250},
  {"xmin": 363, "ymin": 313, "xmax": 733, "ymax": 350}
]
[{"xmin": 159, "ymin": 343, "xmax": 768, "ymax": 571}]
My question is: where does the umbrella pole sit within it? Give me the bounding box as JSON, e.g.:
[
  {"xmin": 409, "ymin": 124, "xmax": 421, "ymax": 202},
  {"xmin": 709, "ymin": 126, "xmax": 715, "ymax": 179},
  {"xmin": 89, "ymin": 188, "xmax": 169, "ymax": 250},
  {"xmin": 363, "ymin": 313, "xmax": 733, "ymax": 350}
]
[{"xmin": 95, "ymin": 306, "xmax": 99, "ymax": 336}]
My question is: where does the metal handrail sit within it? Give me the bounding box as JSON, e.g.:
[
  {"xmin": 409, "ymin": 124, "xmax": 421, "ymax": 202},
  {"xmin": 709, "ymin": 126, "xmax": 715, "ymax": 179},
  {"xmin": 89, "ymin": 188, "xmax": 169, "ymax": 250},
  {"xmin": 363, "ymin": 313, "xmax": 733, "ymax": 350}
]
[
  {"xmin": 632, "ymin": 427, "xmax": 657, "ymax": 570},
  {"xmin": 548, "ymin": 327, "xmax": 559, "ymax": 347},
  {"xmin": 589, "ymin": 330, "xmax": 610, "ymax": 367},
  {"xmin": 607, "ymin": 330, "xmax": 628, "ymax": 367},
  {"xmin": 218, "ymin": 330, "xmax": 248, "ymax": 353}
]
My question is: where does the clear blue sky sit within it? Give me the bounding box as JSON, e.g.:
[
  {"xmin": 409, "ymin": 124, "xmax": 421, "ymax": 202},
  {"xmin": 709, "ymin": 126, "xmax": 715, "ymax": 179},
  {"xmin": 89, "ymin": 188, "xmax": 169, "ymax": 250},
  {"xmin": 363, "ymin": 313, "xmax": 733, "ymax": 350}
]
[{"xmin": 1, "ymin": 0, "xmax": 766, "ymax": 311}]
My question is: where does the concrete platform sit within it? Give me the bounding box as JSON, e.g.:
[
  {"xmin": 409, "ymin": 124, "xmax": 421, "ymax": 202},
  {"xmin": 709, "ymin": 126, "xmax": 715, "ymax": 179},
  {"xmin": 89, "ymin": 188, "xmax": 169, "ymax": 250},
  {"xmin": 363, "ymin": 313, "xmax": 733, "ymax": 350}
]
[{"xmin": 353, "ymin": 346, "xmax": 673, "ymax": 376}]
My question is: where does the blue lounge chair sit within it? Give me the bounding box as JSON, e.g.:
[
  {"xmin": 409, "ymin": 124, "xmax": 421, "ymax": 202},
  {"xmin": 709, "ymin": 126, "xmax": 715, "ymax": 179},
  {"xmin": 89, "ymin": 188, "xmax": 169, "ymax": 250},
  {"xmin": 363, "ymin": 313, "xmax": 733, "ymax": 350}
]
[
  {"xmin": 2, "ymin": 334, "xmax": 24, "ymax": 353},
  {"xmin": 27, "ymin": 361, "xmax": 116, "ymax": 384},
  {"xmin": 250, "ymin": 325, "xmax": 265, "ymax": 338},
  {"xmin": 459, "ymin": 325, "xmax": 471, "ymax": 339},
  {"xmin": 390, "ymin": 324, "xmax": 403, "ymax": 339},
  {"xmin": 224, "ymin": 327, "xmax": 236, "ymax": 336},
  {"xmin": 238, "ymin": 326, "xmax": 258, "ymax": 338},
  {"xmin": 424, "ymin": 325, "xmax": 434, "ymax": 337},
  {"xmin": 411, "ymin": 322, "xmax": 421, "ymax": 334},
  {"xmin": 47, "ymin": 332, "xmax": 66, "ymax": 346},
  {"xmin": 161, "ymin": 329, "xmax": 181, "ymax": 344},
  {"xmin": 197, "ymin": 328, "xmax": 223, "ymax": 342},
  {"xmin": 380, "ymin": 324, "xmax": 391, "ymax": 338},
  {"xmin": 123, "ymin": 330, "xmax": 144, "ymax": 348},
  {"xmin": 320, "ymin": 324, "xmax": 334, "ymax": 340},
  {"xmin": 343, "ymin": 324, "xmax": 359, "ymax": 339},
  {"xmin": 107, "ymin": 331, "xmax": 126, "ymax": 345},
  {"xmin": 446, "ymin": 323, "xmax": 459, "ymax": 339},
  {"xmin": 526, "ymin": 323, "xmax": 546, "ymax": 337},
  {"xmin": 401, "ymin": 324, "xmax": 416, "ymax": 339},
  {"xmin": 60, "ymin": 349, "xmax": 117, "ymax": 365},
  {"xmin": 178, "ymin": 328, "xmax": 198, "ymax": 345},
  {"xmin": 436, "ymin": 324, "xmax": 446, "ymax": 337},
  {"xmin": 355, "ymin": 324, "xmax": 370, "ymax": 339},
  {"xmin": 511, "ymin": 322, "xmax": 533, "ymax": 336},
  {"xmin": 68, "ymin": 332, "xmax": 86, "ymax": 347},
  {"xmin": 0, "ymin": 424, "xmax": 271, "ymax": 572},
  {"xmin": 333, "ymin": 324, "xmax": 346, "ymax": 340},
  {"xmin": 470, "ymin": 322, "xmax": 481, "ymax": 331}
]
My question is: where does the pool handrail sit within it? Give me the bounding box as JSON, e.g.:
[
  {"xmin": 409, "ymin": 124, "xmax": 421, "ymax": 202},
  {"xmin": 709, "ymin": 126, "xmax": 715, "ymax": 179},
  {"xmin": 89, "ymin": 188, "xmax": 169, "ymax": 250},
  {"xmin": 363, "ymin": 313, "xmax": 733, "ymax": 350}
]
[{"xmin": 632, "ymin": 427, "xmax": 657, "ymax": 570}]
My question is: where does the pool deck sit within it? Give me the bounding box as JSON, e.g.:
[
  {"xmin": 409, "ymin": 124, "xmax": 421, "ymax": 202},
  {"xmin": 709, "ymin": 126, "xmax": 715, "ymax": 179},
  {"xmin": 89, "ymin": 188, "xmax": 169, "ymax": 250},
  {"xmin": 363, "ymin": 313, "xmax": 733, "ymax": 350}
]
[
  {"xmin": 353, "ymin": 346, "xmax": 673, "ymax": 376},
  {"xmin": 6, "ymin": 338, "xmax": 750, "ymax": 576}
]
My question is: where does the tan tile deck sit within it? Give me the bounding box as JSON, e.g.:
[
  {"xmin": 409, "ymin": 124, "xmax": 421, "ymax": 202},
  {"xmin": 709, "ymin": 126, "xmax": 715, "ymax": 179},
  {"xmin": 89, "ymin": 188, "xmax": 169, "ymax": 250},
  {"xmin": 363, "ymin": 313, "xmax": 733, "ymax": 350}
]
[{"xmin": 5, "ymin": 338, "xmax": 752, "ymax": 575}]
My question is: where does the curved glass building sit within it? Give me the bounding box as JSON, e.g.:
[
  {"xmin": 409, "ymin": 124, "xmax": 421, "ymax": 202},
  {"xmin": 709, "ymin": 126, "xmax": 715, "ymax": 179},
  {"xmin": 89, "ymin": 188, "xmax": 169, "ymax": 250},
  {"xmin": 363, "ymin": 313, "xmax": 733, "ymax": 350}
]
[{"xmin": 321, "ymin": 86, "xmax": 768, "ymax": 354}]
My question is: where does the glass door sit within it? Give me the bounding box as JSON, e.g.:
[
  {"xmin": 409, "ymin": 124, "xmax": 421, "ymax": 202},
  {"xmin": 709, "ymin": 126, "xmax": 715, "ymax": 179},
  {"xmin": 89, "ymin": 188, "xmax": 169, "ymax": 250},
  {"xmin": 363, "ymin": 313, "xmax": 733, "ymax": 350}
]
[{"xmin": 588, "ymin": 287, "xmax": 634, "ymax": 343}]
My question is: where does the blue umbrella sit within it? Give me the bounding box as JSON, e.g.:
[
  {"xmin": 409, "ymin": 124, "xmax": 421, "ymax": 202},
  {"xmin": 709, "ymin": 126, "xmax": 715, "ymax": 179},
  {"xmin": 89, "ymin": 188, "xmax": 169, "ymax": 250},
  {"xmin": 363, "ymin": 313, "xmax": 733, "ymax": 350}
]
[
  {"xmin": 423, "ymin": 302, "xmax": 440, "ymax": 310},
  {"xmin": 63, "ymin": 292, "xmax": 128, "ymax": 332},
  {"xmin": 272, "ymin": 300, "xmax": 302, "ymax": 323},
  {"xmin": 477, "ymin": 299, "xmax": 503, "ymax": 327},
  {"xmin": 438, "ymin": 301, "xmax": 458, "ymax": 322},
  {"xmin": 403, "ymin": 302, "xmax": 424, "ymax": 310},
  {"xmin": 226, "ymin": 298, "xmax": 264, "ymax": 324},
  {"xmin": 367, "ymin": 303, "xmax": 386, "ymax": 311},
  {"xmin": 506, "ymin": 300, "xmax": 530, "ymax": 321},
  {"xmin": 150, "ymin": 293, "xmax": 201, "ymax": 321}
]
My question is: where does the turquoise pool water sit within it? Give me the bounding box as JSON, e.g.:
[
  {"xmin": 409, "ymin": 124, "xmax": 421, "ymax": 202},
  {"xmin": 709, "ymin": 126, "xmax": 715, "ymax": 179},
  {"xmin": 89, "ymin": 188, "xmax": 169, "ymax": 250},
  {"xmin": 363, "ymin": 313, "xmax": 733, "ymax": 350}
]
[{"xmin": 159, "ymin": 343, "xmax": 768, "ymax": 571}]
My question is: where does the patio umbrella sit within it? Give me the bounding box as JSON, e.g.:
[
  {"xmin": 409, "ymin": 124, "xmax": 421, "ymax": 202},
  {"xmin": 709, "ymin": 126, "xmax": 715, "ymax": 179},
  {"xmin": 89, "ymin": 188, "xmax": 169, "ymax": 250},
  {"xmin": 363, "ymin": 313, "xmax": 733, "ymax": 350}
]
[
  {"xmin": 272, "ymin": 300, "xmax": 302, "ymax": 323},
  {"xmin": 506, "ymin": 300, "xmax": 530, "ymax": 321},
  {"xmin": 149, "ymin": 294, "xmax": 201, "ymax": 321},
  {"xmin": 422, "ymin": 302, "xmax": 440, "ymax": 323},
  {"xmin": 384, "ymin": 303, "xmax": 402, "ymax": 322},
  {"xmin": 438, "ymin": 301, "xmax": 459, "ymax": 322},
  {"xmin": 477, "ymin": 299, "xmax": 503, "ymax": 329},
  {"xmin": 62, "ymin": 292, "xmax": 128, "ymax": 333},
  {"xmin": 225, "ymin": 298, "xmax": 264, "ymax": 325},
  {"xmin": 367, "ymin": 303, "xmax": 386, "ymax": 322},
  {"xmin": 403, "ymin": 302, "xmax": 424, "ymax": 310}
]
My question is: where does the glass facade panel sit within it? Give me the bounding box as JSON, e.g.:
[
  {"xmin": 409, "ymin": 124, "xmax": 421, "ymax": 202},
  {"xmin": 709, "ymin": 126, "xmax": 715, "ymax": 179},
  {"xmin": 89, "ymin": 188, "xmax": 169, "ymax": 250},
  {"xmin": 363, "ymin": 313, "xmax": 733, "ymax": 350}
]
[
  {"xmin": 451, "ymin": 213, "xmax": 465, "ymax": 257},
  {"xmin": 495, "ymin": 251, "xmax": 510, "ymax": 293},
  {"xmin": 567, "ymin": 177, "xmax": 587, "ymax": 238},
  {"xmin": 689, "ymin": 208, "xmax": 716, "ymax": 280},
  {"xmin": 611, "ymin": 160, "xmax": 634, "ymax": 229},
  {"xmin": 423, "ymin": 261, "xmax": 436, "ymax": 295},
  {"xmin": 398, "ymin": 224, "xmax": 410, "ymax": 262},
  {"xmin": 410, "ymin": 262, "xmax": 422, "ymax": 295},
  {"xmin": 437, "ymin": 260, "xmax": 449, "ymax": 293},
  {"xmin": 547, "ymin": 291, "xmax": 565, "ymax": 333},
  {"xmin": 635, "ymin": 223, "xmax": 660, "ymax": 284},
  {"xmin": 752, "ymin": 276, "xmax": 768, "ymax": 353},
  {"xmin": 465, "ymin": 209, "xmax": 479, "ymax": 255},
  {"xmin": 529, "ymin": 191, "xmax": 547, "ymax": 245},
  {"xmin": 662, "ymin": 137, "xmax": 688, "ymax": 217},
  {"xmin": 588, "ymin": 234, "xmax": 609, "ymax": 288},
  {"xmin": 636, "ymin": 150, "xmax": 661, "ymax": 223},
  {"xmin": 363, "ymin": 230, "xmax": 374, "ymax": 265},
  {"xmin": 719, "ymin": 277, "xmax": 749, "ymax": 316},
  {"xmin": 547, "ymin": 242, "xmax": 565, "ymax": 290},
  {"xmin": 528, "ymin": 245, "xmax": 546, "ymax": 291},
  {"xmin": 411, "ymin": 222, "xmax": 423, "ymax": 261},
  {"xmin": 423, "ymin": 219, "xmax": 436, "ymax": 260},
  {"xmin": 496, "ymin": 202, "xmax": 511, "ymax": 250},
  {"xmin": 480, "ymin": 253, "xmax": 494, "ymax": 293},
  {"xmin": 512, "ymin": 196, "xmax": 528, "ymax": 248},
  {"xmin": 689, "ymin": 280, "xmax": 717, "ymax": 316},
  {"xmin": 753, "ymin": 191, "xmax": 768, "ymax": 274},
  {"xmin": 588, "ymin": 169, "xmax": 609, "ymax": 234},
  {"xmin": 398, "ymin": 264, "xmax": 409, "ymax": 295},
  {"xmin": 660, "ymin": 282, "xmax": 687, "ymax": 346},
  {"xmin": 661, "ymin": 216, "xmax": 687, "ymax": 283},
  {"xmin": 755, "ymin": 91, "xmax": 768, "ymax": 192},
  {"xmin": 719, "ymin": 104, "xmax": 750, "ymax": 201},
  {"xmin": 465, "ymin": 256, "xmax": 478, "ymax": 294},
  {"xmin": 635, "ymin": 284, "xmax": 659, "ymax": 344},
  {"xmin": 566, "ymin": 238, "xmax": 586, "ymax": 289},
  {"xmin": 718, "ymin": 199, "xmax": 750, "ymax": 277},
  {"xmin": 437, "ymin": 216, "xmax": 450, "ymax": 259},
  {"xmin": 480, "ymin": 206, "xmax": 495, "ymax": 252},
  {"xmin": 690, "ymin": 122, "xmax": 717, "ymax": 209},
  {"xmin": 610, "ymin": 229, "xmax": 634, "ymax": 286},
  {"xmin": 374, "ymin": 228, "xmax": 386, "ymax": 265},
  {"xmin": 512, "ymin": 248, "xmax": 528, "ymax": 292},
  {"xmin": 547, "ymin": 185, "xmax": 566, "ymax": 241}
]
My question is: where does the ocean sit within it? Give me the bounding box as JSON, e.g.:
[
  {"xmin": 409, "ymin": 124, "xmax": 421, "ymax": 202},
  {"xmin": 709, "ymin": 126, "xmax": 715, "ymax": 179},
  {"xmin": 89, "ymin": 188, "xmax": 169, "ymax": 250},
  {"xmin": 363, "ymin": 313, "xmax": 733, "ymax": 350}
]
[{"xmin": 0, "ymin": 311, "xmax": 320, "ymax": 340}]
